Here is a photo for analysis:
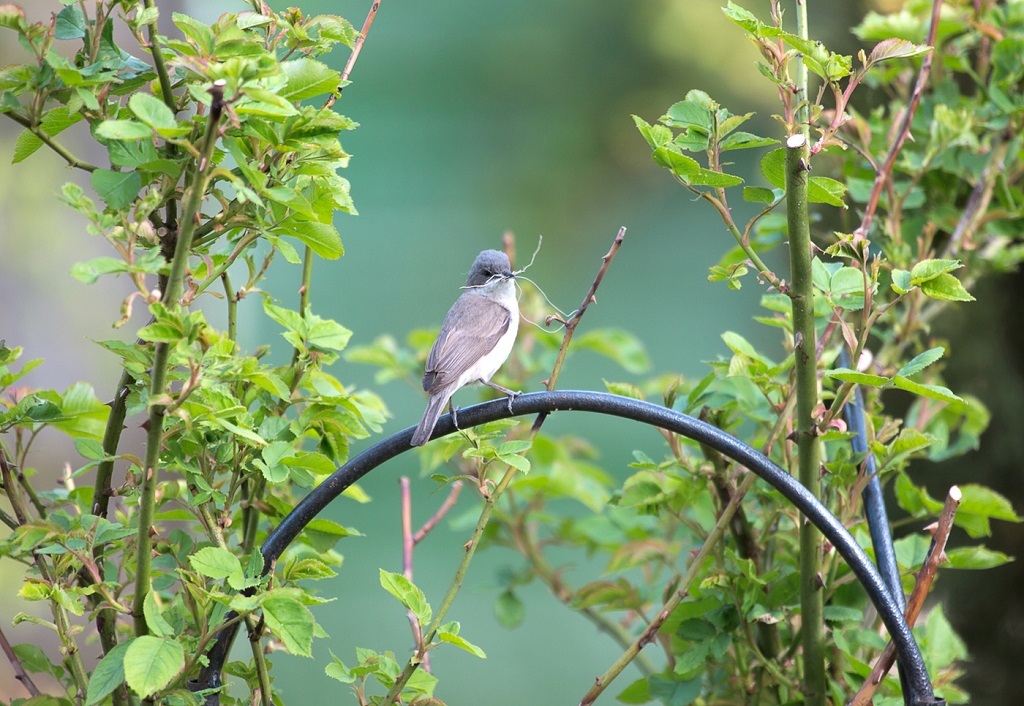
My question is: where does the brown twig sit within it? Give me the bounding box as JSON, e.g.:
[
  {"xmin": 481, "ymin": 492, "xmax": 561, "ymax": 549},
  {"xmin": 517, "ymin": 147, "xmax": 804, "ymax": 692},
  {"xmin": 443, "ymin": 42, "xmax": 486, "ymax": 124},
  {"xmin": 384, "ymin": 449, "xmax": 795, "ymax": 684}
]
[
  {"xmin": 848, "ymin": 485, "xmax": 962, "ymax": 706},
  {"xmin": 412, "ymin": 482, "xmax": 463, "ymax": 545},
  {"xmin": 324, "ymin": 0, "xmax": 382, "ymax": 110},
  {"xmin": 855, "ymin": 0, "xmax": 943, "ymax": 239},
  {"xmin": 0, "ymin": 625, "xmax": 41, "ymax": 697},
  {"xmin": 530, "ymin": 226, "xmax": 627, "ymax": 434},
  {"xmin": 399, "ymin": 478, "xmax": 428, "ymax": 671}
]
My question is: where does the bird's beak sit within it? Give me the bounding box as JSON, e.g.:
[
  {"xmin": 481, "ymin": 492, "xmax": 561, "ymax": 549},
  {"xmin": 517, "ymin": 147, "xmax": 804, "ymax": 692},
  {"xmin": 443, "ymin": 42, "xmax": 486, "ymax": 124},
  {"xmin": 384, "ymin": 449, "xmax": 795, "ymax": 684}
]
[{"xmin": 503, "ymin": 270, "xmax": 515, "ymax": 280}]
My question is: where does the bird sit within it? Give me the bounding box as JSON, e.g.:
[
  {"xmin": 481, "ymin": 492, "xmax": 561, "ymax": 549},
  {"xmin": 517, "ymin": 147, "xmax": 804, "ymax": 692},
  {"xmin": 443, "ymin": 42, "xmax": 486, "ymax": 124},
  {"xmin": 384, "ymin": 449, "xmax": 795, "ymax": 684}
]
[{"xmin": 410, "ymin": 249, "xmax": 520, "ymax": 446}]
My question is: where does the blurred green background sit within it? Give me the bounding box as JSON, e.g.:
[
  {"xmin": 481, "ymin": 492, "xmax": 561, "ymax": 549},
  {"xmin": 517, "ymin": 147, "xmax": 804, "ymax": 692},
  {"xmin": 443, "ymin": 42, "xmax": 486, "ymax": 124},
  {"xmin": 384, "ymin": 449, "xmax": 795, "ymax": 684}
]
[{"xmin": 2, "ymin": 0, "xmax": 1022, "ymax": 704}]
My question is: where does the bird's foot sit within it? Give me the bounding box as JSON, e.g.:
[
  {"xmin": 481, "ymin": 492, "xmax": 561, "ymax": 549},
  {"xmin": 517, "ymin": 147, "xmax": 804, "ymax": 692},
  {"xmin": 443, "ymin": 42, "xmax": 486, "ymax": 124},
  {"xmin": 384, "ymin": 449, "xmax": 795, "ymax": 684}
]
[
  {"xmin": 448, "ymin": 402, "xmax": 461, "ymax": 429},
  {"xmin": 504, "ymin": 389, "xmax": 520, "ymax": 414},
  {"xmin": 483, "ymin": 380, "xmax": 520, "ymax": 413}
]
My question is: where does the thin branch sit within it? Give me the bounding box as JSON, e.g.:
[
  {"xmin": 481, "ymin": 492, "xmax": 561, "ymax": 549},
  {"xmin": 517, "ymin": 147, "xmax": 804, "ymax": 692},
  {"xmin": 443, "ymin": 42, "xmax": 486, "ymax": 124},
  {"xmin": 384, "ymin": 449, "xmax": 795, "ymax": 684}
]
[
  {"xmin": 412, "ymin": 482, "xmax": 463, "ymax": 545},
  {"xmin": 92, "ymin": 369, "xmax": 132, "ymax": 518},
  {"xmin": 0, "ymin": 625, "xmax": 41, "ymax": 697},
  {"xmin": 399, "ymin": 478, "xmax": 429, "ymax": 672},
  {"xmin": 849, "ymin": 486, "xmax": 962, "ymax": 706},
  {"xmin": 324, "ymin": 0, "xmax": 382, "ymax": 110},
  {"xmin": 531, "ymin": 226, "xmax": 626, "ymax": 433},
  {"xmin": 578, "ymin": 474, "xmax": 758, "ymax": 706},
  {"xmin": 3, "ymin": 111, "xmax": 99, "ymax": 172},
  {"xmin": 855, "ymin": 0, "xmax": 943, "ymax": 239}
]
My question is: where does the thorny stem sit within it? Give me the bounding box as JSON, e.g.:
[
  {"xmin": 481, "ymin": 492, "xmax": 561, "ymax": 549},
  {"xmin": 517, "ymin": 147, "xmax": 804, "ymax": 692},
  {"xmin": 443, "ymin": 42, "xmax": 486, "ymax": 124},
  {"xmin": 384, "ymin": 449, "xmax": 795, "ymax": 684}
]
[
  {"xmin": 850, "ymin": 486, "xmax": 962, "ymax": 706},
  {"xmin": 0, "ymin": 613, "xmax": 41, "ymax": 698},
  {"xmin": 784, "ymin": 130, "xmax": 826, "ymax": 706},
  {"xmin": 578, "ymin": 474, "xmax": 759, "ymax": 706},
  {"xmin": 324, "ymin": 0, "xmax": 382, "ymax": 110},
  {"xmin": 133, "ymin": 80, "xmax": 228, "ymax": 637}
]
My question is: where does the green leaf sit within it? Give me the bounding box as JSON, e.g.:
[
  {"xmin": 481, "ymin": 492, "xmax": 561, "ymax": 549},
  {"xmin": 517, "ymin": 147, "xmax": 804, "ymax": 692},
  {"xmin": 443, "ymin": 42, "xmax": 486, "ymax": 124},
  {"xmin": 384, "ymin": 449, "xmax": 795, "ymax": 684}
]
[
  {"xmin": 663, "ymin": 98, "xmax": 712, "ymax": 131},
  {"xmin": 687, "ymin": 168, "xmax": 744, "ymax": 188},
  {"xmin": 278, "ymin": 218, "xmax": 344, "ymax": 260},
  {"xmin": 652, "ymin": 146, "xmax": 700, "ymax": 176},
  {"xmin": 91, "ymin": 169, "xmax": 142, "ymax": 210},
  {"xmin": 759, "ymin": 148, "xmax": 785, "ymax": 188},
  {"xmin": 720, "ymin": 131, "xmax": 777, "ymax": 151},
  {"xmin": 958, "ymin": 484, "xmax": 1020, "ymax": 523},
  {"xmin": 95, "ymin": 120, "xmax": 155, "ymax": 141},
  {"xmin": 825, "ymin": 368, "xmax": 889, "ymax": 387},
  {"xmin": 13, "ymin": 107, "xmax": 82, "ymax": 163},
  {"xmin": 946, "ymin": 545, "xmax": 1013, "ymax": 570},
  {"xmin": 143, "ymin": 592, "xmax": 174, "ymax": 638},
  {"xmin": 573, "ymin": 329, "xmax": 650, "ymax": 374},
  {"xmin": 281, "ymin": 58, "xmax": 341, "ymax": 101},
  {"xmin": 891, "ymin": 269, "xmax": 912, "ymax": 294},
  {"xmin": 129, "ymin": 93, "xmax": 177, "ymax": 130},
  {"xmin": 808, "ymin": 176, "xmax": 847, "ymax": 207},
  {"xmin": 892, "ymin": 375, "xmax": 963, "ymax": 404},
  {"xmin": 54, "ymin": 5, "xmax": 86, "ymax": 40},
  {"xmin": 172, "ymin": 13, "xmax": 215, "ymax": 53},
  {"xmin": 123, "ymin": 636, "xmax": 184, "ymax": 699},
  {"xmin": 70, "ymin": 256, "xmax": 130, "ymax": 284},
  {"xmin": 923, "ymin": 604, "xmax": 967, "ymax": 670},
  {"xmin": 494, "ymin": 590, "xmax": 525, "ymax": 629},
  {"xmin": 52, "ymin": 383, "xmax": 109, "ymax": 440},
  {"xmin": 896, "ymin": 347, "xmax": 944, "ymax": 378},
  {"xmin": 305, "ymin": 315, "xmax": 353, "ymax": 351},
  {"xmin": 742, "ymin": 186, "xmax": 777, "ymax": 204},
  {"xmin": 189, "ymin": 546, "xmax": 243, "ymax": 582},
  {"xmin": 909, "ymin": 258, "xmax": 962, "ymax": 284},
  {"xmin": 379, "ymin": 569, "xmax": 432, "ymax": 625},
  {"xmin": 438, "ymin": 624, "xmax": 487, "ymax": 658},
  {"xmin": 325, "ymin": 651, "xmax": 354, "ymax": 684},
  {"xmin": 262, "ymin": 594, "xmax": 315, "ymax": 657},
  {"xmin": 920, "ymin": 273, "xmax": 975, "ymax": 302},
  {"xmin": 867, "ymin": 38, "xmax": 931, "ymax": 65},
  {"xmin": 632, "ymin": 114, "xmax": 672, "ymax": 149},
  {"xmin": 85, "ymin": 640, "xmax": 131, "ymax": 706},
  {"xmin": 828, "ymin": 266, "xmax": 865, "ymax": 310}
]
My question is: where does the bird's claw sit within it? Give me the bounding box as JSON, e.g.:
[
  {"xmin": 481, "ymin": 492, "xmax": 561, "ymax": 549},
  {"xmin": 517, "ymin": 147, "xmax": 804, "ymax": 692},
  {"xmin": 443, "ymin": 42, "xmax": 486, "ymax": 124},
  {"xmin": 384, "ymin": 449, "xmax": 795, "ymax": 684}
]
[{"xmin": 505, "ymin": 390, "xmax": 520, "ymax": 414}]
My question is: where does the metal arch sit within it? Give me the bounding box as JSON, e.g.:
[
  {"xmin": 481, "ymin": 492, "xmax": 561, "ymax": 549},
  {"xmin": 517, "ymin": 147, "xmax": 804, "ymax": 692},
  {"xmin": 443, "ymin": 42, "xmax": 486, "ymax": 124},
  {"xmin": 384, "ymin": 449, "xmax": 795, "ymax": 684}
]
[{"xmin": 199, "ymin": 390, "xmax": 942, "ymax": 706}]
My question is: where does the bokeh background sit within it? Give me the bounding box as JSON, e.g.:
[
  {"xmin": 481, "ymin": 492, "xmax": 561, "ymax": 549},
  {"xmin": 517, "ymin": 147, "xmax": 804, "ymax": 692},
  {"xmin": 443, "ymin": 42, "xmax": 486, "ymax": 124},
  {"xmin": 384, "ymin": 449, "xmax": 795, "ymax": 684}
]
[{"xmin": 2, "ymin": 0, "xmax": 1022, "ymax": 703}]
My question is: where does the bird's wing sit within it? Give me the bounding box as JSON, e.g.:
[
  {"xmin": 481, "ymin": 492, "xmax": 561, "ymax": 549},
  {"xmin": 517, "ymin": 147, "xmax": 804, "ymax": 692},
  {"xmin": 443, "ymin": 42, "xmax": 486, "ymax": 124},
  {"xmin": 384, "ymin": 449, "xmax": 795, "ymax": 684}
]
[{"xmin": 422, "ymin": 292, "xmax": 511, "ymax": 394}]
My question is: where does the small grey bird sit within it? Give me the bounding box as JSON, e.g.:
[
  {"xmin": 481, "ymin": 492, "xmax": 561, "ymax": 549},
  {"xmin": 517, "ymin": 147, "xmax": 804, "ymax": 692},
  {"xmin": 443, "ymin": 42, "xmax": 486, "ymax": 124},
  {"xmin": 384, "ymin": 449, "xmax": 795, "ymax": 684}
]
[{"xmin": 410, "ymin": 249, "xmax": 520, "ymax": 446}]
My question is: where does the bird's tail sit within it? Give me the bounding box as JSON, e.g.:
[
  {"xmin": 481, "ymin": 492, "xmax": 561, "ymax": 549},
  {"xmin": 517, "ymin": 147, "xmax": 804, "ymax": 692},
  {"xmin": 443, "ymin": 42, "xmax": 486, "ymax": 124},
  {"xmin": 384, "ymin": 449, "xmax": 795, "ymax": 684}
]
[{"xmin": 411, "ymin": 391, "xmax": 451, "ymax": 446}]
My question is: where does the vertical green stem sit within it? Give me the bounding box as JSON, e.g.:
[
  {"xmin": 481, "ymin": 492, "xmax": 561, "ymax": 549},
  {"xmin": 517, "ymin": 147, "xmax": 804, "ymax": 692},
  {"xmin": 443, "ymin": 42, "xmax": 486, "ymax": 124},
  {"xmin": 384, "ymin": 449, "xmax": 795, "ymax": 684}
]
[
  {"xmin": 785, "ymin": 131, "xmax": 825, "ymax": 705},
  {"xmin": 133, "ymin": 81, "xmax": 228, "ymax": 637},
  {"xmin": 143, "ymin": 0, "xmax": 175, "ymax": 110},
  {"xmin": 795, "ymin": 0, "xmax": 810, "ymax": 137}
]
